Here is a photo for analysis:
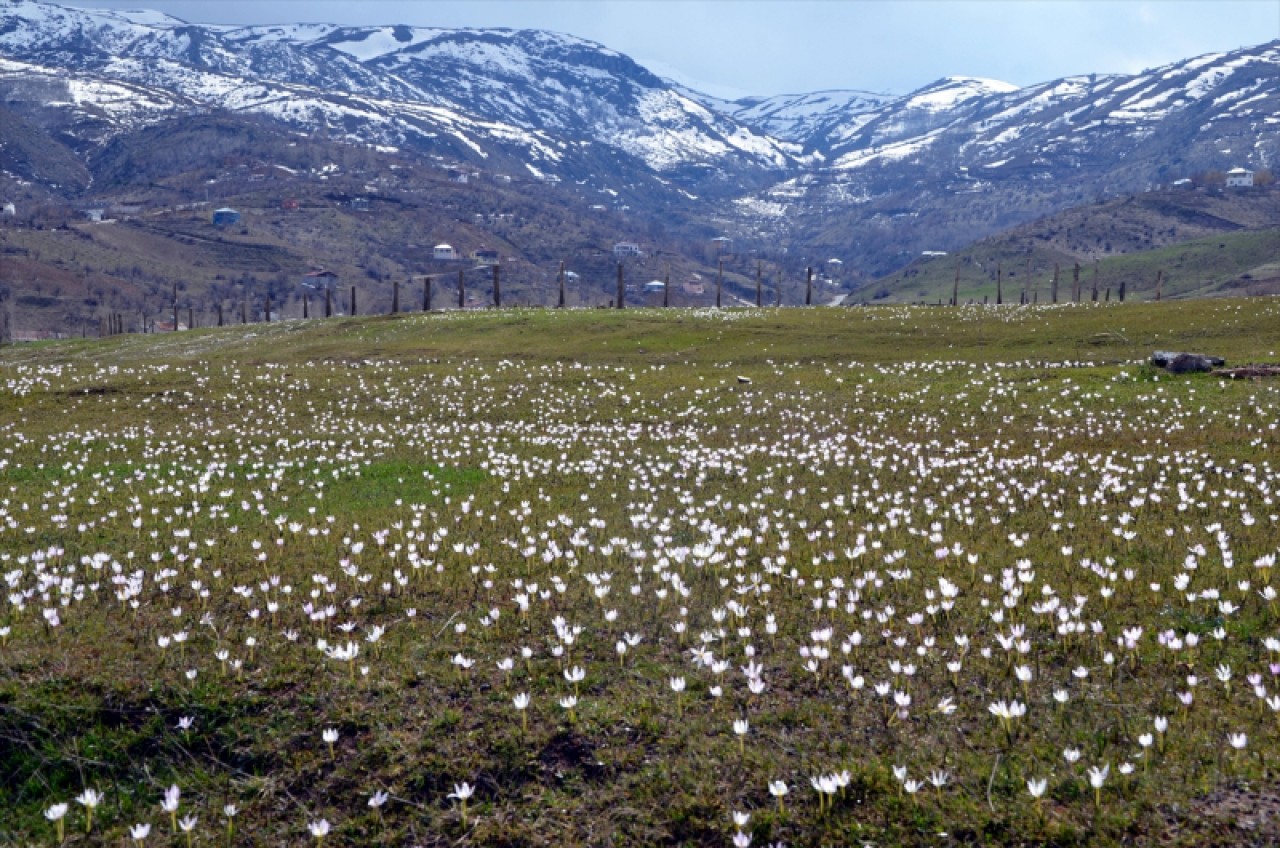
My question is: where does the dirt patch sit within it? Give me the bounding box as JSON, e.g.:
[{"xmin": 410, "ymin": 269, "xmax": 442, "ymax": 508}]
[
  {"xmin": 1213, "ymin": 364, "xmax": 1280, "ymax": 378},
  {"xmin": 1160, "ymin": 782, "xmax": 1280, "ymax": 846},
  {"xmin": 538, "ymin": 730, "xmax": 607, "ymax": 781}
]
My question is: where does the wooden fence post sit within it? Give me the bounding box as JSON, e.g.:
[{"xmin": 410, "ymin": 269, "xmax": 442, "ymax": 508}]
[
  {"xmin": 493, "ymin": 264, "xmax": 501, "ymax": 308},
  {"xmin": 392, "ymin": 279, "xmax": 400, "ymax": 314},
  {"xmin": 458, "ymin": 269, "xmax": 465, "ymax": 308},
  {"xmin": 616, "ymin": 262, "xmax": 625, "ymax": 309},
  {"xmin": 756, "ymin": 262, "xmax": 762, "ymax": 307},
  {"xmin": 716, "ymin": 259, "xmax": 723, "ymax": 308},
  {"xmin": 558, "ymin": 262, "xmax": 566, "ymax": 308},
  {"xmin": 805, "ymin": 267, "xmax": 813, "ymax": 306},
  {"xmin": 424, "ymin": 276, "xmax": 433, "ymax": 312},
  {"xmin": 350, "ymin": 285, "xmax": 357, "ymax": 316}
]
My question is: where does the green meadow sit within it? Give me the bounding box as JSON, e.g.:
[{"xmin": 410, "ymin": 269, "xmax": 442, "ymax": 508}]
[{"xmin": 3, "ymin": 301, "xmax": 1280, "ymax": 846}]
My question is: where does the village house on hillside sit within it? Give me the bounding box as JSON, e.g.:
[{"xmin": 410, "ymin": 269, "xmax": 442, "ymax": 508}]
[
  {"xmin": 1226, "ymin": 167, "xmax": 1254, "ymax": 187},
  {"xmin": 212, "ymin": 208, "xmax": 240, "ymax": 226},
  {"xmin": 433, "ymin": 243, "xmax": 458, "ymax": 261},
  {"xmin": 613, "ymin": 241, "xmax": 643, "ymax": 258},
  {"xmin": 303, "ymin": 268, "xmax": 338, "ymax": 288}
]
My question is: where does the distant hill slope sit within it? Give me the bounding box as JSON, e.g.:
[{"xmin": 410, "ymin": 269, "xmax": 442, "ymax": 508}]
[{"xmin": 866, "ymin": 185, "xmax": 1280, "ymax": 303}]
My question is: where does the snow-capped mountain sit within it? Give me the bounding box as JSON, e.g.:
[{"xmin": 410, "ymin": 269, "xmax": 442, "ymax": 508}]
[
  {"xmin": 729, "ymin": 44, "xmax": 1280, "ymax": 272},
  {"xmin": 0, "ymin": 0, "xmax": 796, "ymax": 190},
  {"xmin": 1, "ymin": 0, "xmax": 1278, "ymax": 277},
  {"xmin": 729, "ymin": 89, "xmax": 893, "ymax": 149}
]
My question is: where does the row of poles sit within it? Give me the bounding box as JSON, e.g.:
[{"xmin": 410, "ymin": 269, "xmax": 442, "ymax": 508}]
[
  {"xmin": 949, "ymin": 261, "xmax": 1164, "ymax": 306},
  {"xmin": 101, "ymin": 260, "xmax": 828, "ymax": 335},
  {"xmin": 96, "ymin": 260, "xmax": 1167, "ymax": 336}
]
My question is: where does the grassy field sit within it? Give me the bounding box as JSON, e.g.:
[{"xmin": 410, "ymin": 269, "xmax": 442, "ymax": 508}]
[
  {"xmin": 875, "ymin": 230, "xmax": 1280, "ymax": 305},
  {"xmin": 3, "ymin": 301, "xmax": 1280, "ymax": 846}
]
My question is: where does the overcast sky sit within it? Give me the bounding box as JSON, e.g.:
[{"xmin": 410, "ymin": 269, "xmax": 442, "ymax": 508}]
[{"xmin": 68, "ymin": 0, "xmax": 1280, "ymax": 98}]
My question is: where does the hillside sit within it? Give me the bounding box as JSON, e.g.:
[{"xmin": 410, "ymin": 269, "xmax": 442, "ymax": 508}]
[
  {"xmin": 0, "ymin": 112, "xmax": 831, "ymax": 336},
  {"xmin": 867, "ymin": 184, "xmax": 1280, "ymax": 303}
]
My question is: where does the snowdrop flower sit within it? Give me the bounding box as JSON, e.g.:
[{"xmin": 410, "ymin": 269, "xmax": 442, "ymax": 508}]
[
  {"xmin": 1088, "ymin": 763, "xmax": 1109, "ymax": 807},
  {"xmin": 513, "ymin": 692, "xmax": 531, "ymax": 733},
  {"xmin": 768, "ymin": 779, "xmax": 789, "ymax": 814},
  {"xmin": 369, "ymin": 789, "xmax": 389, "ymax": 809},
  {"xmin": 129, "ymin": 822, "xmax": 151, "ymax": 846},
  {"xmin": 810, "ymin": 774, "xmax": 838, "ymax": 813},
  {"xmin": 179, "ymin": 814, "xmax": 198, "ymax": 848},
  {"xmin": 222, "ymin": 805, "xmax": 238, "ymax": 844},
  {"xmin": 564, "ymin": 664, "xmax": 585, "ymax": 693},
  {"xmin": 449, "ymin": 782, "xmax": 475, "ymax": 826},
  {"xmin": 669, "ymin": 676, "xmax": 687, "ymax": 716},
  {"xmin": 161, "ymin": 785, "xmax": 181, "ymax": 833},
  {"xmin": 322, "ymin": 727, "xmax": 339, "ymax": 760},
  {"xmin": 76, "ymin": 788, "xmax": 102, "ymax": 833},
  {"xmin": 1228, "ymin": 732, "xmax": 1248, "ymax": 751},
  {"xmin": 45, "ymin": 802, "xmax": 69, "ymax": 843},
  {"xmin": 308, "ymin": 819, "xmax": 330, "ymax": 842},
  {"xmin": 733, "ymin": 718, "xmax": 750, "ymax": 755}
]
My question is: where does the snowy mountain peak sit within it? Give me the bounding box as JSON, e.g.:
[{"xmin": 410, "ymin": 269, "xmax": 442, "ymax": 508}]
[{"xmin": 901, "ymin": 76, "xmax": 1020, "ymax": 110}]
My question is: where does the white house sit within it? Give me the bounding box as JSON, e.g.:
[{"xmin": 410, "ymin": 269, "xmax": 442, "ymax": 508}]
[
  {"xmin": 1226, "ymin": 167, "xmax": 1254, "ymax": 187},
  {"xmin": 433, "ymin": 243, "xmax": 457, "ymax": 261},
  {"xmin": 613, "ymin": 241, "xmax": 643, "ymax": 258},
  {"xmin": 643, "ymin": 280, "xmax": 667, "ymax": 294}
]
